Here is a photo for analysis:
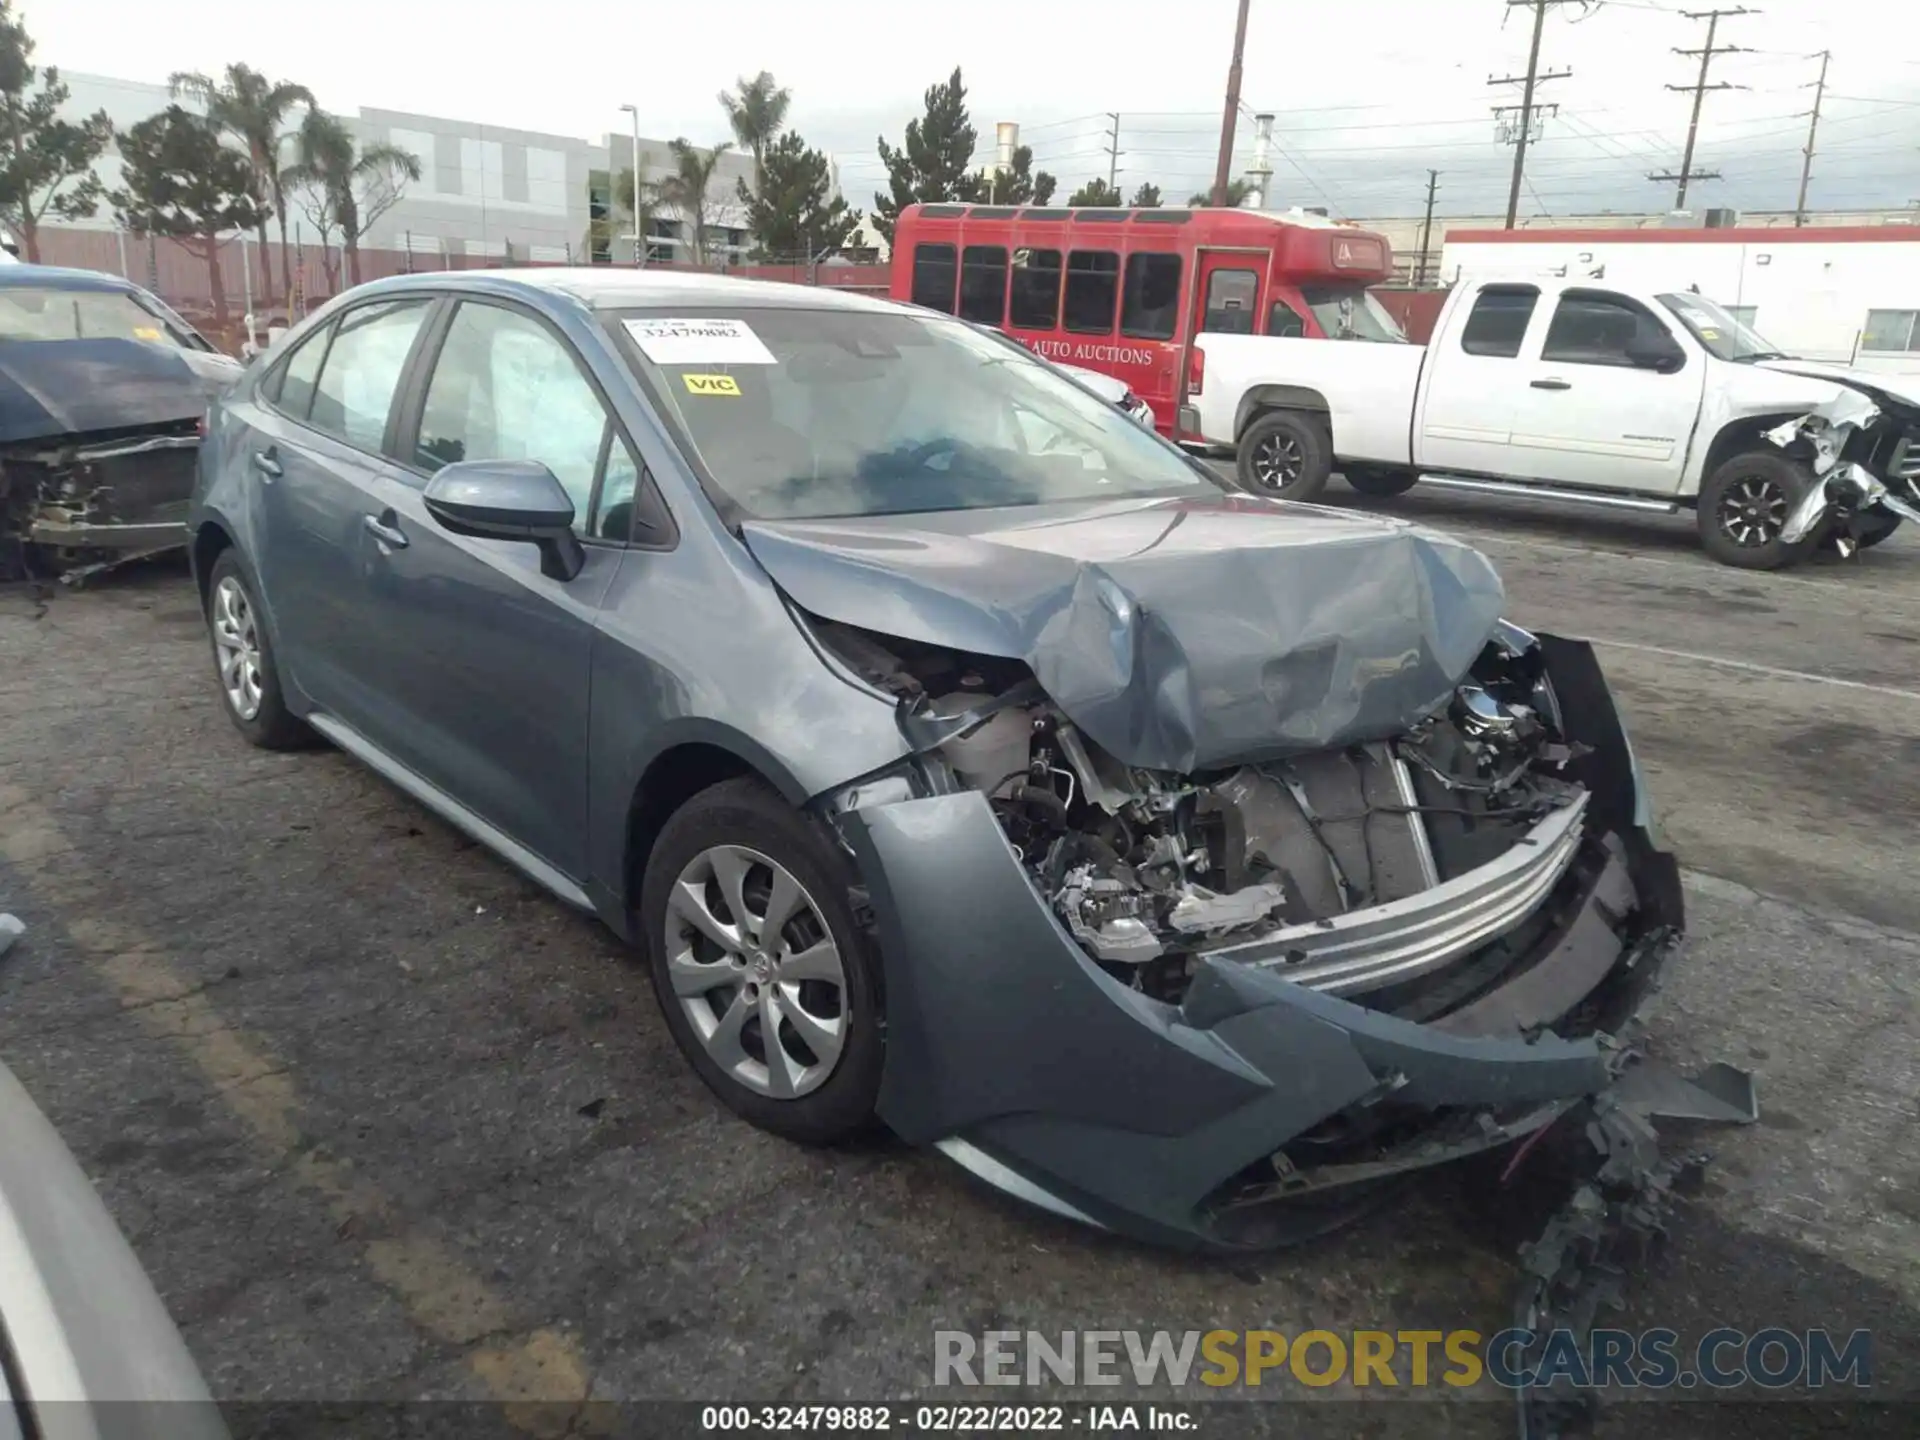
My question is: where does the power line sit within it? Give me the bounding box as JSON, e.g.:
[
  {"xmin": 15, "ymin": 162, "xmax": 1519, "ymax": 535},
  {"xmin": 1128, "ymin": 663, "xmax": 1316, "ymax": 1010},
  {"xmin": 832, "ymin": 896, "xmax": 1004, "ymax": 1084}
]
[
  {"xmin": 1488, "ymin": 0, "xmax": 1580, "ymax": 229},
  {"xmin": 1650, "ymin": 6, "xmax": 1754, "ymax": 208}
]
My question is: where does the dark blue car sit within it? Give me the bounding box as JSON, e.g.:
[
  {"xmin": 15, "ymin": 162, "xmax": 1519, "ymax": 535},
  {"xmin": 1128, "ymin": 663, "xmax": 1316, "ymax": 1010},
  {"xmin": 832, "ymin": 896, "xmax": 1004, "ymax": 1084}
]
[
  {"xmin": 0, "ymin": 263, "xmax": 239, "ymax": 577},
  {"xmin": 189, "ymin": 268, "xmax": 1680, "ymax": 1249}
]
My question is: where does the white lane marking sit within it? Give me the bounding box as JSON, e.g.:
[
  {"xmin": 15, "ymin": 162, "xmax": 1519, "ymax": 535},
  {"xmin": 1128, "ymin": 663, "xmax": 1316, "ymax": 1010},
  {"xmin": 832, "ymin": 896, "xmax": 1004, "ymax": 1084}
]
[{"xmin": 1584, "ymin": 635, "xmax": 1920, "ymax": 701}]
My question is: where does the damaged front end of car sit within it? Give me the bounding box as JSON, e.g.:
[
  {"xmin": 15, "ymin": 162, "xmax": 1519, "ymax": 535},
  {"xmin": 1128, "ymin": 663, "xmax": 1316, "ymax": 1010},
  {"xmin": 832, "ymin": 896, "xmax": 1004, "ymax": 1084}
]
[
  {"xmin": 0, "ymin": 338, "xmax": 237, "ymax": 583},
  {"xmin": 1765, "ymin": 369, "xmax": 1920, "ymax": 556},
  {"xmin": 747, "ymin": 498, "xmax": 1703, "ymax": 1252}
]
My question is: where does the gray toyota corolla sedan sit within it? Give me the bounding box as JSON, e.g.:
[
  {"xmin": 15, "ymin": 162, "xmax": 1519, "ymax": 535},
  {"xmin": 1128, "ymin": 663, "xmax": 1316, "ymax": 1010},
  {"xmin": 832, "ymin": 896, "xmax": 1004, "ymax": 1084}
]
[{"xmin": 189, "ymin": 270, "xmax": 1682, "ymax": 1249}]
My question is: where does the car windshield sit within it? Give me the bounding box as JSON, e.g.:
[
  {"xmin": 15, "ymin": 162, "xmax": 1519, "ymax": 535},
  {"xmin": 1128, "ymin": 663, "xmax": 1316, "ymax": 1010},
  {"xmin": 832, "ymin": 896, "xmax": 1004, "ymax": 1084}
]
[
  {"xmin": 1299, "ymin": 284, "xmax": 1407, "ymax": 343},
  {"xmin": 0, "ymin": 285, "xmax": 196, "ymax": 347},
  {"xmin": 1658, "ymin": 292, "xmax": 1786, "ymax": 362},
  {"xmin": 615, "ymin": 307, "xmax": 1216, "ymax": 520}
]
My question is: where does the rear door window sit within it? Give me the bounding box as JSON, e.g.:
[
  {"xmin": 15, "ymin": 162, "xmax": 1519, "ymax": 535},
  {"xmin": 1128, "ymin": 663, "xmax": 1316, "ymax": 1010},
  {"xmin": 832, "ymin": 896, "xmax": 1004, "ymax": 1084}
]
[
  {"xmin": 268, "ymin": 322, "xmax": 332, "ymax": 419},
  {"xmin": 958, "ymin": 245, "xmax": 1009, "ymax": 325},
  {"xmin": 1459, "ymin": 285, "xmax": 1539, "ymax": 358},
  {"xmin": 307, "ymin": 298, "xmax": 431, "ymax": 450},
  {"xmin": 1202, "ymin": 269, "xmax": 1258, "ymax": 333},
  {"xmin": 1009, "ymin": 248, "xmax": 1063, "ymax": 329},
  {"xmin": 1120, "ymin": 252, "xmax": 1181, "ymax": 339},
  {"xmin": 1063, "ymin": 250, "xmax": 1120, "ymax": 334},
  {"xmin": 911, "ymin": 244, "xmax": 958, "ymax": 313}
]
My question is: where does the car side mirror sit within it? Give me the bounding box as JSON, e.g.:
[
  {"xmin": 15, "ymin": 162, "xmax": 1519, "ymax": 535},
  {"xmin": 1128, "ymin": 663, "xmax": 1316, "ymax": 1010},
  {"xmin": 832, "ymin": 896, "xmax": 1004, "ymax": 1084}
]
[
  {"xmin": 1626, "ymin": 334, "xmax": 1685, "ymax": 373},
  {"xmin": 423, "ymin": 459, "xmax": 585, "ymax": 581}
]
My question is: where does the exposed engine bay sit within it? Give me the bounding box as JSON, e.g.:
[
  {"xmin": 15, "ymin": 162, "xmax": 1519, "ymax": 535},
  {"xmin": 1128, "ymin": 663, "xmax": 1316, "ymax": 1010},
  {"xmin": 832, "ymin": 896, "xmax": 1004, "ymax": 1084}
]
[{"xmin": 818, "ymin": 616, "xmax": 1595, "ymax": 1007}]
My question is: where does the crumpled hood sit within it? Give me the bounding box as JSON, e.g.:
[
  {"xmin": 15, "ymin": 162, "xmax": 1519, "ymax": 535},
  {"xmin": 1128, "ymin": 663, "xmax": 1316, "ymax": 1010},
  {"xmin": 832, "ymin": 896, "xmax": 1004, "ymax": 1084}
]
[
  {"xmin": 0, "ymin": 338, "xmax": 216, "ymax": 446},
  {"xmin": 1758, "ymin": 362, "xmax": 1920, "ymax": 424},
  {"xmin": 743, "ymin": 493, "xmax": 1506, "ymax": 772}
]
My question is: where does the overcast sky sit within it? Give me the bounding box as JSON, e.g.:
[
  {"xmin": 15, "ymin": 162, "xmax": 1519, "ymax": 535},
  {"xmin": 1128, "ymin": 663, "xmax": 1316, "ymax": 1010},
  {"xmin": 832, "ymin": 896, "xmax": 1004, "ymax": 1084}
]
[{"xmin": 28, "ymin": 0, "xmax": 1920, "ymax": 218}]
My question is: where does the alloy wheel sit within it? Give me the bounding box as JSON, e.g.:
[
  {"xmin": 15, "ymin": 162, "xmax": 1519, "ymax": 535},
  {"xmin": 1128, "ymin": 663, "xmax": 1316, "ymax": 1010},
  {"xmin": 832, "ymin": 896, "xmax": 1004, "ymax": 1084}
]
[
  {"xmin": 210, "ymin": 575, "xmax": 264, "ymax": 721},
  {"xmin": 662, "ymin": 845, "xmax": 847, "ymax": 1100},
  {"xmin": 1252, "ymin": 433, "xmax": 1304, "ymax": 492},
  {"xmin": 1718, "ymin": 475, "xmax": 1789, "ymax": 548}
]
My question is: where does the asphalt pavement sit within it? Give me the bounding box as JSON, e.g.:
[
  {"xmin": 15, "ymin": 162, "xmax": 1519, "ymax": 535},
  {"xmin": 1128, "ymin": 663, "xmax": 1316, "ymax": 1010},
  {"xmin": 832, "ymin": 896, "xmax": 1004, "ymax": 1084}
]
[{"xmin": 1, "ymin": 482, "xmax": 1915, "ymax": 1437}]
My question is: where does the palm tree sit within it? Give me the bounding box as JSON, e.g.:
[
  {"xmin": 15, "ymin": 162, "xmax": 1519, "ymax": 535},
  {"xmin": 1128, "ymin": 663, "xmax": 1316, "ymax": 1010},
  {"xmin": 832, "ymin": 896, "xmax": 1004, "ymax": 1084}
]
[
  {"xmin": 1189, "ymin": 179, "xmax": 1254, "ymax": 208},
  {"xmin": 169, "ymin": 64, "xmax": 314, "ymax": 315},
  {"xmin": 719, "ymin": 71, "xmax": 789, "ymax": 197},
  {"xmin": 285, "ymin": 111, "xmax": 422, "ymax": 288},
  {"xmin": 657, "ymin": 138, "xmax": 729, "ymax": 265}
]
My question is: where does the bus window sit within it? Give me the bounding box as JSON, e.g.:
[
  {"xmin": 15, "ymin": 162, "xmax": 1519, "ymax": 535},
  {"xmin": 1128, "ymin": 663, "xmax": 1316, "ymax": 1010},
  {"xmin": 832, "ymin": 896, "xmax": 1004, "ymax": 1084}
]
[
  {"xmin": 1268, "ymin": 299, "xmax": 1306, "ymax": 337},
  {"xmin": 912, "ymin": 244, "xmax": 959, "ymax": 313},
  {"xmin": 959, "ymin": 245, "xmax": 1009, "ymax": 325},
  {"xmin": 1120, "ymin": 253, "xmax": 1181, "ymax": 340},
  {"xmin": 1009, "ymin": 248, "xmax": 1063, "ymax": 329},
  {"xmin": 1203, "ymin": 269, "xmax": 1258, "ymax": 334},
  {"xmin": 1063, "ymin": 251, "xmax": 1120, "ymax": 334}
]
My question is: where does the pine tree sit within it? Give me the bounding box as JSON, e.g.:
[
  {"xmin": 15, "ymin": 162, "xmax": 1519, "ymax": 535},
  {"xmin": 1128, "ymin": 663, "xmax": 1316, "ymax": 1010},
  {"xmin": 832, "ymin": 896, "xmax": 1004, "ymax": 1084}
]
[
  {"xmin": 112, "ymin": 107, "xmax": 266, "ymax": 323},
  {"xmin": 1067, "ymin": 178, "xmax": 1122, "ymax": 207},
  {"xmin": 871, "ymin": 68, "xmax": 981, "ymax": 244},
  {"xmin": 740, "ymin": 131, "xmax": 861, "ymax": 263},
  {"xmin": 982, "ymin": 145, "xmax": 1056, "ymax": 207}
]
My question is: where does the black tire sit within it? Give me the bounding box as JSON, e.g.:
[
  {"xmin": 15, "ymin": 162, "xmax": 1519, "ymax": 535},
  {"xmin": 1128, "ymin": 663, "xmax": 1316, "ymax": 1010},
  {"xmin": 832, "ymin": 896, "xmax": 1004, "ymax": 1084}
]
[
  {"xmin": 1343, "ymin": 466, "xmax": 1418, "ymax": 498},
  {"xmin": 1236, "ymin": 410, "xmax": 1332, "ymax": 502},
  {"xmin": 1697, "ymin": 451, "xmax": 1819, "ymax": 570},
  {"xmin": 204, "ymin": 550, "xmax": 309, "ymax": 749},
  {"xmin": 1855, "ymin": 511, "xmax": 1903, "ymax": 550},
  {"xmin": 639, "ymin": 776, "xmax": 884, "ymax": 1146}
]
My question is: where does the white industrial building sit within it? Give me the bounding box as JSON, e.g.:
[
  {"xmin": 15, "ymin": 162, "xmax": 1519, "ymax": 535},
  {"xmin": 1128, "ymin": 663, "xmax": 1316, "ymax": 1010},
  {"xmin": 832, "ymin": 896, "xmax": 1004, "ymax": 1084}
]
[
  {"xmin": 52, "ymin": 71, "xmax": 762, "ymax": 267},
  {"xmin": 1437, "ymin": 223, "xmax": 1920, "ymax": 375}
]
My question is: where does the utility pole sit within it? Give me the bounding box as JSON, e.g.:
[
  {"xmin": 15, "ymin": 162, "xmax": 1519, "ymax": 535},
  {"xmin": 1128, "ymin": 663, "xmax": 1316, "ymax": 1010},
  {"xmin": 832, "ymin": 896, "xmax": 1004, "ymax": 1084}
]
[
  {"xmin": 1104, "ymin": 113, "xmax": 1123, "ymax": 192},
  {"xmin": 1489, "ymin": 0, "xmax": 1574, "ymax": 230},
  {"xmin": 1649, "ymin": 7, "xmax": 1751, "ymax": 210},
  {"xmin": 1794, "ymin": 49, "xmax": 1830, "ymax": 227},
  {"xmin": 1416, "ymin": 170, "xmax": 1440, "ymax": 287},
  {"xmin": 1211, "ymin": 0, "xmax": 1252, "ymax": 208}
]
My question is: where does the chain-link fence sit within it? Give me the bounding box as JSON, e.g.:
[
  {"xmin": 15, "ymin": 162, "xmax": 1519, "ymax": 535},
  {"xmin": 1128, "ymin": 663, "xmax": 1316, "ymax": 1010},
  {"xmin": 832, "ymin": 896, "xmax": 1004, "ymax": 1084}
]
[{"xmin": 30, "ymin": 226, "xmax": 890, "ymax": 355}]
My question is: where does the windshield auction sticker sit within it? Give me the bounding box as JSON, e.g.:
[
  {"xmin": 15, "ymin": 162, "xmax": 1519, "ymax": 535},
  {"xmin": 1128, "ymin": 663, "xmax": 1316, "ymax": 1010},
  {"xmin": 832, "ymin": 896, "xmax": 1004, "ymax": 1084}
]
[{"xmin": 623, "ymin": 318, "xmax": 776, "ymax": 366}]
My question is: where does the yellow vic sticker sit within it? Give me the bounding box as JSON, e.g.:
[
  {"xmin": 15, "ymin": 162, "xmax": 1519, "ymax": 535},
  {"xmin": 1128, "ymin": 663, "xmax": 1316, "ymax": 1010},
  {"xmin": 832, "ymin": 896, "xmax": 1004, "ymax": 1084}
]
[
  {"xmin": 683, "ymin": 373, "xmax": 741, "ymax": 396},
  {"xmin": 132, "ymin": 325, "xmax": 164, "ymax": 341}
]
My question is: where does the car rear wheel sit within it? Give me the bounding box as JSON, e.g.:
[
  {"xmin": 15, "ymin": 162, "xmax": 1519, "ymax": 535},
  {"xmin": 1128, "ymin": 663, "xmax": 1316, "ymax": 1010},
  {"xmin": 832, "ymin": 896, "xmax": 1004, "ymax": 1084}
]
[
  {"xmin": 205, "ymin": 552, "xmax": 308, "ymax": 749},
  {"xmin": 1343, "ymin": 466, "xmax": 1418, "ymax": 498},
  {"xmin": 1236, "ymin": 411, "xmax": 1332, "ymax": 502},
  {"xmin": 1697, "ymin": 452, "xmax": 1819, "ymax": 570},
  {"xmin": 639, "ymin": 777, "xmax": 884, "ymax": 1145}
]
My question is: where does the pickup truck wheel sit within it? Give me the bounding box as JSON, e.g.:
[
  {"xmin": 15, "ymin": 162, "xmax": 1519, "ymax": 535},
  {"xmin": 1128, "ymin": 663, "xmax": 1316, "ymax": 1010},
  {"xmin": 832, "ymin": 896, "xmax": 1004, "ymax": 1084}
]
[
  {"xmin": 1237, "ymin": 411, "xmax": 1332, "ymax": 502},
  {"xmin": 1344, "ymin": 466, "xmax": 1418, "ymax": 498},
  {"xmin": 1698, "ymin": 453, "xmax": 1819, "ymax": 570}
]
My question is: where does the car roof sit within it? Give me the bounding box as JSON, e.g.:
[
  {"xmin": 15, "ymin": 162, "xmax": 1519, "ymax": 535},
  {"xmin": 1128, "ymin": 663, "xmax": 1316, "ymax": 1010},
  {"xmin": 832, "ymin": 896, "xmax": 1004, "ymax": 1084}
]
[
  {"xmin": 0, "ymin": 263, "xmax": 145, "ymax": 295},
  {"xmin": 350, "ymin": 266, "xmax": 905, "ymax": 316}
]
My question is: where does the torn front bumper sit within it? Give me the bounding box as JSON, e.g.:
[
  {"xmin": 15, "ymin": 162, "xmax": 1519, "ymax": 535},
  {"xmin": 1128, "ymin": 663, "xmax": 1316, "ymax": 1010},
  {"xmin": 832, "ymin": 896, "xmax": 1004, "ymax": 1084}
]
[{"xmin": 844, "ymin": 636, "xmax": 1683, "ymax": 1249}]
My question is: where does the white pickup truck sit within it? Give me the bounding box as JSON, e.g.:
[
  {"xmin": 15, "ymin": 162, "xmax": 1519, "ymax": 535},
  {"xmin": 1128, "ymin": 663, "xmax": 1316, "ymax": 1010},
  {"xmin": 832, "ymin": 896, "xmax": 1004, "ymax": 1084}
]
[{"xmin": 1186, "ymin": 271, "xmax": 1920, "ymax": 569}]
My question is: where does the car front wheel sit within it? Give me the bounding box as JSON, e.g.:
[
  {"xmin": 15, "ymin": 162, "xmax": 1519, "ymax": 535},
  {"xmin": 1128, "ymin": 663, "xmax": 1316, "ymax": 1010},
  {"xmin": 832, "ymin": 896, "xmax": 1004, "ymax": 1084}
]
[{"xmin": 640, "ymin": 777, "xmax": 884, "ymax": 1145}]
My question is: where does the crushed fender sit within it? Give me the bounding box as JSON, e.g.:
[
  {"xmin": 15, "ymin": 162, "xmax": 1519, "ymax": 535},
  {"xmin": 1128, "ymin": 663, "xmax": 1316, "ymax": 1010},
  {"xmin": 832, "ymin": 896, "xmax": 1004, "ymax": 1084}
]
[{"xmin": 1509, "ymin": 1051, "xmax": 1758, "ymax": 1440}]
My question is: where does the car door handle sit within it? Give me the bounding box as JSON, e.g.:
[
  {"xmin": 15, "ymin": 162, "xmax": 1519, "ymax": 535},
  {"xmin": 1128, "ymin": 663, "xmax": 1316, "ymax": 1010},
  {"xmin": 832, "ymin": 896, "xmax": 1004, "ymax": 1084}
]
[
  {"xmin": 1530, "ymin": 378, "xmax": 1573, "ymax": 391},
  {"xmin": 362, "ymin": 512, "xmax": 410, "ymax": 550},
  {"xmin": 251, "ymin": 448, "xmax": 282, "ymax": 479}
]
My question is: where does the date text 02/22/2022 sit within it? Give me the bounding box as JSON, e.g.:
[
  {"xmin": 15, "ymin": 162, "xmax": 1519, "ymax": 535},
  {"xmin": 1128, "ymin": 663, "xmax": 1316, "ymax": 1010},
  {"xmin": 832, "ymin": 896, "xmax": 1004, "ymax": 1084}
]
[{"xmin": 699, "ymin": 1404, "xmax": 1193, "ymax": 1432}]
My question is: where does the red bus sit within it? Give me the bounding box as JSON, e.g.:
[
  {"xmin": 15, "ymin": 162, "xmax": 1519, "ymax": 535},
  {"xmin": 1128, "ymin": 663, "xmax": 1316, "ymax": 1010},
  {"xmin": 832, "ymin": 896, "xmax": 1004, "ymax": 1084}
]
[{"xmin": 888, "ymin": 202, "xmax": 1397, "ymax": 436}]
